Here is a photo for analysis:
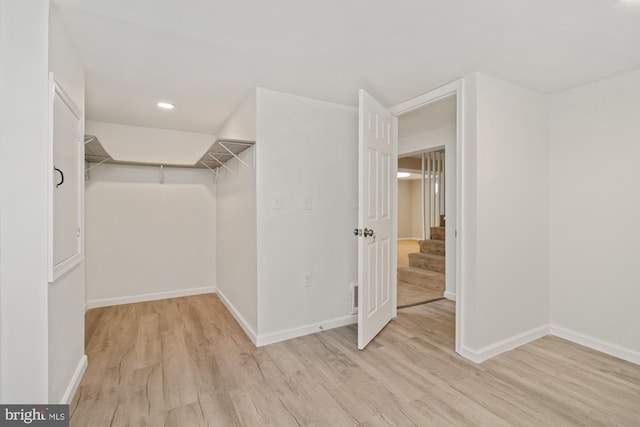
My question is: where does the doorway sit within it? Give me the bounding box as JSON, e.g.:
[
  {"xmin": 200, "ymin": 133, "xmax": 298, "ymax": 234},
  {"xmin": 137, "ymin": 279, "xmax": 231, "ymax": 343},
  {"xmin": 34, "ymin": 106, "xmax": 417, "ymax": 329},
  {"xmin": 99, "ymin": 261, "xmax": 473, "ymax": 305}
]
[
  {"xmin": 393, "ymin": 91, "xmax": 458, "ymax": 342},
  {"xmin": 397, "ymin": 149, "xmax": 446, "ymax": 308},
  {"xmin": 357, "ymin": 81, "xmax": 464, "ymax": 354}
]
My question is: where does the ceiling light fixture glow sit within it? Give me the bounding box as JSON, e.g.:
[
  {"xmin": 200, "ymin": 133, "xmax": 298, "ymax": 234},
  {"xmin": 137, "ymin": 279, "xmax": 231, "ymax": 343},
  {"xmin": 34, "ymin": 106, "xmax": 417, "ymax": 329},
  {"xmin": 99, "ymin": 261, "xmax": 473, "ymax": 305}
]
[
  {"xmin": 397, "ymin": 172, "xmax": 411, "ymax": 178},
  {"xmin": 157, "ymin": 102, "xmax": 175, "ymax": 109}
]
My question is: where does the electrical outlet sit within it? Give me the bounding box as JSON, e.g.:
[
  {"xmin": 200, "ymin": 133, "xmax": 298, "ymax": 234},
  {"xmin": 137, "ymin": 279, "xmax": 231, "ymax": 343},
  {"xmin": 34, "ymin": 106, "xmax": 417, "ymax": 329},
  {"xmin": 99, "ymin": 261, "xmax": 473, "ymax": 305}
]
[
  {"xmin": 303, "ymin": 272, "xmax": 312, "ymax": 287},
  {"xmin": 272, "ymin": 198, "xmax": 281, "ymax": 210}
]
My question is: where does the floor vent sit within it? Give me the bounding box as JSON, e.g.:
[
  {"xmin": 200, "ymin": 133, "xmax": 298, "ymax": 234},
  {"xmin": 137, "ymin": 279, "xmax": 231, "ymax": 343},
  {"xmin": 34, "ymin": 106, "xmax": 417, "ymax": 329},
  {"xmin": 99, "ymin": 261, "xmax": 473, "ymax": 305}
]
[{"xmin": 350, "ymin": 283, "xmax": 358, "ymax": 315}]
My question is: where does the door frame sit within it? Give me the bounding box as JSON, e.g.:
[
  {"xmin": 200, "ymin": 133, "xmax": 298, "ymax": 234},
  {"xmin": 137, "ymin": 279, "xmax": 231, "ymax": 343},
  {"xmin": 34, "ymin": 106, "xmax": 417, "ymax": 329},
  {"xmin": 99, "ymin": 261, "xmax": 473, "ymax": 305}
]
[{"xmin": 390, "ymin": 79, "xmax": 465, "ymax": 354}]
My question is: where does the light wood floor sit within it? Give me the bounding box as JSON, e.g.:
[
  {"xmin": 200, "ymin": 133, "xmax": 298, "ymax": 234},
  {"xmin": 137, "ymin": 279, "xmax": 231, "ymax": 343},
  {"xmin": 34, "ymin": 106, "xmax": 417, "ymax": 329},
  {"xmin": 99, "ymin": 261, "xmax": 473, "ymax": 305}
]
[
  {"xmin": 397, "ymin": 282, "xmax": 444, "ymax": 308},
  {"xmin": 71, "ymin": 294, "xmax": 640, "ymax": 426},
  {"xmin": 397, "ymin": 239, "xmax": 443, "ymax": 307}
]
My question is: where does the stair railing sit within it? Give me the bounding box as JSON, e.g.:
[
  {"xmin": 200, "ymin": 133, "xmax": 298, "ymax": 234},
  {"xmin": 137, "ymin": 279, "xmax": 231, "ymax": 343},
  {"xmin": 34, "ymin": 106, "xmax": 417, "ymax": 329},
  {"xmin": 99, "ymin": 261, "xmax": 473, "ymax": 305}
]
[{"xmin": 422, "ymin": 150, "xmax": 445, "ymax": 240}]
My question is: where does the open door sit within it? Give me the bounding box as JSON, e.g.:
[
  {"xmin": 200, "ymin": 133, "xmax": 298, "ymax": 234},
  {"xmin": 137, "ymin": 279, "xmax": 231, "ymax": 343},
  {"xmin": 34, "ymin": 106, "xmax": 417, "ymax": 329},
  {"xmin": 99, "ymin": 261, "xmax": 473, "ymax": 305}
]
[{"xmin": 357, "ymin": 90, "xmax": 396, "ymax": 350}]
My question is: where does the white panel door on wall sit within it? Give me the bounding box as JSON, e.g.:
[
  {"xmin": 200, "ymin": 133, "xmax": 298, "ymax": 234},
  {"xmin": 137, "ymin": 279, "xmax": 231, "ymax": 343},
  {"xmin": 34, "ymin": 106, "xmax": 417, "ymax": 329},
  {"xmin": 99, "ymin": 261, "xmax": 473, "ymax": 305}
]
[
  {"xmin": 358, "ymin": 89, "xmax": 397, "ymax": 350},
  {"xmin": 49, "ymin": 75, "xmax": 83, "ymax": 282}
]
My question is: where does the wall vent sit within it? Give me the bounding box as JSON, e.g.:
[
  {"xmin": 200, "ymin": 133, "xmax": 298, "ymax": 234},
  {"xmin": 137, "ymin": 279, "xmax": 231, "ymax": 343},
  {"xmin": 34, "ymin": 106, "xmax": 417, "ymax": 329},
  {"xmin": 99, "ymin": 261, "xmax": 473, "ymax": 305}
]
[{"xmin": 350, "ymin": 283, "xmax": 358, "ymax": 315}]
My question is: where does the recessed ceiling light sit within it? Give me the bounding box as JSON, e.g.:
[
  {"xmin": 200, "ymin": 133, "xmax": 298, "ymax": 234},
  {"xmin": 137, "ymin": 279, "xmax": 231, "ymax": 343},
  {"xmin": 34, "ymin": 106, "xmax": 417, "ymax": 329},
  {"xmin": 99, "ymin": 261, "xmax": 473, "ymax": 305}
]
[
  {"xmin": 397, "ymin": 172, "xmax": 411, "ymax": 178},
  {"xmin": 157, "ymin": 102, "xmax": 175, "ymax": 109}
]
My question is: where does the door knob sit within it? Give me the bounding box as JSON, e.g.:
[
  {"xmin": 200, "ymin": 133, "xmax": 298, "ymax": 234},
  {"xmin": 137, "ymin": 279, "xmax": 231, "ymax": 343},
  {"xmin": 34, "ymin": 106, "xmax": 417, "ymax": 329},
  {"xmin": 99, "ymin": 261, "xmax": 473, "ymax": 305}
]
[
  {"xmin": 353, "ymin": 228, "xmax": 362, "ymax": 237},
  {"xmin": 364, "ymin": 228, "xmax": 375, "ymax": 237}
]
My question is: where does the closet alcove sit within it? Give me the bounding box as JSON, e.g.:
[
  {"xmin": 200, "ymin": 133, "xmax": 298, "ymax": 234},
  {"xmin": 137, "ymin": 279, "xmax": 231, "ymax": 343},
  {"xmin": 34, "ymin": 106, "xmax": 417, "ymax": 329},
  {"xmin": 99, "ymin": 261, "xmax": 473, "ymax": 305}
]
[
  {"xmin": 84, "ymin": 87, "xmax": 358, "ymax": 349},
  {"xmin": 83, "ymin": 90, "xmax": 257, "ymax": 312}
]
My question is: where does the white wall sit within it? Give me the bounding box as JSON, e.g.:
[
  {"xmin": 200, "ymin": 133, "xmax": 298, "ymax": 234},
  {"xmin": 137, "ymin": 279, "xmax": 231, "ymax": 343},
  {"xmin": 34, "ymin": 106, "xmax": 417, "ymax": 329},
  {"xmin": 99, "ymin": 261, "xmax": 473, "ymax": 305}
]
[
  {"xmin": 399, "ymin": 126, "xmax": 455, "ymax": 156},
  {"xmin": 463, "ymin": 72, "xmax": 549, "ymax": 358},
  {"xmin": 399, "ymin": 177, "xmax": 443, "ymax": 241},
  {"xmin": 397, "ymin": 180, "xmax": 412, "ymax": 238},
  {"xmin": 458, "ymin": 74, "xmax": 479, "ymax": 354},
  {"xmin": 0, "ymin": 2, "xmax": 3, "ymax": 400},
  {"xmin": 0, "ymin": 0, "xmax": 50, "ymax": 403},
  {"xmin": 47, "ymin": 4, "xmax": 86, "ymax": 404},
  {"xmin": 549, "ymin": 68, "xmax": 640, "ymax": 363},
  {"xmin": 410, "ymin": 180, "xmax": 423, "ymax": 238},
  {"xmin": 86, "ymin": 121, "xmax": 214, "ymax": 165},
  {"xmin": 217, "ymin": 90, "xmax": 256, "ymax": 142},
  {"xmin": 84, "ymin": 123, "xmax": 217, "ymax": 307},
  {"xmin": 215, "ymin": 148, "xmax": 257, "ymax": 339},
  {"xmin": 255, "ymin": 88, "xmax": 358, "ymax": 343}
]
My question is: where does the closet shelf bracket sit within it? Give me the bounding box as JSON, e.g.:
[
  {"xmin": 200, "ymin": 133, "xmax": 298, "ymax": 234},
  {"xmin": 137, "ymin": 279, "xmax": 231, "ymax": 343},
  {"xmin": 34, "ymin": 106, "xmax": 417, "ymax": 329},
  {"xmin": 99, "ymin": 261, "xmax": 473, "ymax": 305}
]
[
  {"xmin": 85, "ymin": 157, "xmax": 109, "ymax": 172},
  {"xmin": 208, "ymin": 153, "xmax": 237, "ymax": 175},
  {"xmin": 218, "ymin": 141, "xmax": 253, "ymax": 170},
  {"xmin": 200, "ymin": 161, "xmax": 220, "ymax": 183}
]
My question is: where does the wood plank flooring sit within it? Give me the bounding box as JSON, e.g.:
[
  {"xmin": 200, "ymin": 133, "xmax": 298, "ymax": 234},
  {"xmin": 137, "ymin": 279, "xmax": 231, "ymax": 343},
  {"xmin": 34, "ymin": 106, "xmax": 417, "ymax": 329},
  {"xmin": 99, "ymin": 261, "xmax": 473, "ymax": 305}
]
[
  {"xmin": 71, "ymin": 294, "xmax": 640, "ymax": 426},
  {"xmin": 397, "ymin": 282, "xmax": 443, "ymax": 308}
]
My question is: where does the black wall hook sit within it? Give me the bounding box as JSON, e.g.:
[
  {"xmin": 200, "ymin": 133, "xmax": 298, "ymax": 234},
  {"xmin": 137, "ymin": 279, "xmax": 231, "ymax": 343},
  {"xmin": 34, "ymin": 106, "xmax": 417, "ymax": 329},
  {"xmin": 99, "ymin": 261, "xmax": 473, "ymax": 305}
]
[{"xmin": 54, "ymin": 167, "xmax": 64, "ymax": 188}]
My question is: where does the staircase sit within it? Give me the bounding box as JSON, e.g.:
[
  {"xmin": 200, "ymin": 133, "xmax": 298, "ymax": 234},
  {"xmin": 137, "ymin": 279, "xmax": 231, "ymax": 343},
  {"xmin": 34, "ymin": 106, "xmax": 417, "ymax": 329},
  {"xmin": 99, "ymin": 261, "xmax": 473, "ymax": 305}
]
[{"xmin": 398, "ymin": 226, "xmax": 445, "ymax": 298}]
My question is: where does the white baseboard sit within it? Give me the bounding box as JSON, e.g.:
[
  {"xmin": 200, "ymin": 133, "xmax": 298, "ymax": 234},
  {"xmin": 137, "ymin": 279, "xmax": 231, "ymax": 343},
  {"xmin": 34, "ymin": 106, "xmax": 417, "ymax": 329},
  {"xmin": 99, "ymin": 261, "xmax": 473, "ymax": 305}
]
[
  {"xmin": 61, "ymin": 354, "xmax": 87, "ymax": 404},
  {"xmin": 215, "ymin": 288, "xmax": 258, "ymax": 345},
  {"xmin": 444, "ymin": 291, "xmax": 456, "ymax": 301},
  {"xmin": 550, "ymin": 325, "xmax": 640, "ymax": 365},
  {"xmin": 460, "ymin": 324, "xmax": 550, "ymax": 364},
  {"xmin": 85, "ymin": 286, "xmax": 216, "ymax": 310},
  {"xmin": 256, "ymin": 314, "xmax": 357, "ymax": 347},
  {"xmin": 398, "ymin": 237, "xmax": 423, "ymax": 241}
]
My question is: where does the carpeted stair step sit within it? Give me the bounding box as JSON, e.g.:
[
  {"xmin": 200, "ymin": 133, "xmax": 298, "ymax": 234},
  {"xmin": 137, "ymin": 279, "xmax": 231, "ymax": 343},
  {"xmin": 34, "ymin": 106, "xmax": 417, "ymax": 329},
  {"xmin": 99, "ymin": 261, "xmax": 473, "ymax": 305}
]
[
  {"xmin": 408, "ymin": 252, "xmax": 445, "ymax": 273},
  {"xmin": 397, "ymin": 267, "xmax": 445, "ymax": 291},
  {"xmin": 431, "ymin": 227, "xmax": 445, "ymax": 241},
  {"xmin": 420, "ymin": 239, "xmax": 445, "ymax": 256}
]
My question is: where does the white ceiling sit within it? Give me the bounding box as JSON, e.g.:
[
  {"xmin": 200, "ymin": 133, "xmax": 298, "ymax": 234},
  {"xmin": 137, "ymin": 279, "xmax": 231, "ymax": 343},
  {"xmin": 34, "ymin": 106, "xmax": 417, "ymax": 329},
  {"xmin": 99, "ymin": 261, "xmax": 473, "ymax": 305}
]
[{"xmin": 53, "ymin": 0, "xmax": 640, "ymax": 134}]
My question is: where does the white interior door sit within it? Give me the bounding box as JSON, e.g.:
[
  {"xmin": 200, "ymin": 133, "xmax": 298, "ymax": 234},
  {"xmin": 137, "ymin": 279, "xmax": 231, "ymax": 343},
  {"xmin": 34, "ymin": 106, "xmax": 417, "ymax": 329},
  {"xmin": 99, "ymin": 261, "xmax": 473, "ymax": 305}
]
[{"xmin": 358, "ymin": 89, "xmax": 396, "ymax": 350}]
